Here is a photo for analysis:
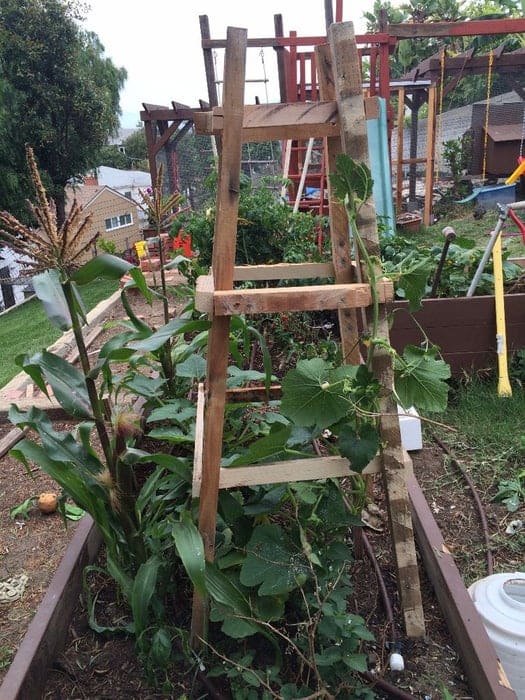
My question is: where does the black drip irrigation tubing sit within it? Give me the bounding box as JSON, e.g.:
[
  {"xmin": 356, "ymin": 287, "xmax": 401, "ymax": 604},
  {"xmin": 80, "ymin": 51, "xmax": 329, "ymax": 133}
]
[
  {"xmin": 311, "ymin": 439, "xmax": 419, "ymax": 699},
  {"xmin": 429, "ymin": 430, "xmax": 494, "ymax": 575}
]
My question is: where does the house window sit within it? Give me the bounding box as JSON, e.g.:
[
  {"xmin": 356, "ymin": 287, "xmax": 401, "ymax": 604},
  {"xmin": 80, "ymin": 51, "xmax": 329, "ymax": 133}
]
[{"xmin": 105, "ymin": 212, "xmax": 133, "ymax": 231}]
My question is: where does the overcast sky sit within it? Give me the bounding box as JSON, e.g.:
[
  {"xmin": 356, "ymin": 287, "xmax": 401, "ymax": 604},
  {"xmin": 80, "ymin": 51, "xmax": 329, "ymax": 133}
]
[{"xmin": 82, "ymin": 0, "xmax": 382, "ymax": 128}]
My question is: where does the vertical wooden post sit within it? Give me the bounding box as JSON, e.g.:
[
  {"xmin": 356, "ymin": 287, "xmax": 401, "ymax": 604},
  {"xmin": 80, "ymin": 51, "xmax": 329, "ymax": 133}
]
[
  {"xmin": 424, "ymin": 85, "xmax": 437, "ymax": 226},
  {"xmin": 316, "ymin": 42, "xmax": 361, "ymax": 366},
  {"xmin": 273, "ymin": 14, "xmax": 288, "ymax": 104},
  {"xmin": 328, "ymin": 21, "xmax": 426, "ymax": 638},
  {"xmin": 191, "ymin": 26, "xmax": 247, "ymax": 644},
  {"xmin": 396, "ymin": 86, "xmax": 405, "ymax": 216}
]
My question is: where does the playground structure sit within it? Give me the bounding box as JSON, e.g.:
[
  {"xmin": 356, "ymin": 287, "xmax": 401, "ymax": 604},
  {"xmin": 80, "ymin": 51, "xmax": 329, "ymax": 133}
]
[{"xmin": 142, "ymin": 10, "xmax": 525, "ymax": 228}]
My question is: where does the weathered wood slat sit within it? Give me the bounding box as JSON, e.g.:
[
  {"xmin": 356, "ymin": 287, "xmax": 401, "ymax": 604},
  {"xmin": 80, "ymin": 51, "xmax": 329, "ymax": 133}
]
[
  {"xmin": 316, "ymin": 41, "xmax": 362, "ymax": 365},
  {"xmin": 214, "ymin": 281, "xmax": 392, "ymax": 314},
  {"xmin": 388, "ymin": 18, "xmax": 525, "ymax": 39},
  {"xmin": 192, "ymin": 455, "xmax": 382, "ymax": 498},
  {"xmin": 0, "ymin": 427, "xmax": 27, "ymax": 458},
  {"xmin": 329, "ymin": 21, "xmax": 425, "ymax": 637},
  {"xmin": 194, "ymin": 101, "xmax": 340, "ymax": 142},
  {"xmin": 195, "ymin": 278, "xmax": 393, "ymax": 315},
  {"xmin": 233, "ymin": 262, "xmax": 335, "ymax": 281},
  {"xmin": 191, "ymin": 26, "xmax": 248, "ymax": 644}
]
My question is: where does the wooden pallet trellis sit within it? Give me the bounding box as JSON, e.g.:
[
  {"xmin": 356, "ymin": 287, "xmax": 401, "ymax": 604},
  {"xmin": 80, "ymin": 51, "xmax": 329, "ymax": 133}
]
[{"xmin": 190, "ymin": 22, "xmax": 425, "ymax": 642}]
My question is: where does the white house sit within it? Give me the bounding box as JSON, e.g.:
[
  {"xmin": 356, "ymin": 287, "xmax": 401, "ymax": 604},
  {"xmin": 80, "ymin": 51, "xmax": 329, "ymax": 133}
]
[{"xmin": 0, "ymin": 247, "xmax": 33, "ymax": 310}]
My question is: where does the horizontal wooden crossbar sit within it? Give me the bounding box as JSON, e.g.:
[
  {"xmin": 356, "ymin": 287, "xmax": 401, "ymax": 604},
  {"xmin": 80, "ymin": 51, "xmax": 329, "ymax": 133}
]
[
  {"xmin": 233, "ymin": 262, "xmax": 335, "ymax": 281},
  {"xmin": 195, "ymin": 101, "xmax": 340, "ymax": 142},
  {"xmin": 195, "ymin": 275, "xmax": 393, "ymax": 315},
  {"xmin": 192, "ymin": 455, "xmax": 381, "ymax": 497},
  {"xmin": 192, "ymin": 382, "xmax": 380, "ymax": 497},
  {"xmin": 194, "ymin": 97, "xmax": 381, "ymax": 144}
]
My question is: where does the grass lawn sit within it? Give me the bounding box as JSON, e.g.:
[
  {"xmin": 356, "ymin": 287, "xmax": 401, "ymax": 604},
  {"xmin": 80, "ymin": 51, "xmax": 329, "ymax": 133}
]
[
  {"xmin": 423, "ymin": 205, "xmax": 525, "ymax": 259},
  {"xmin": 0, "ymin": 278, "xmax": 119, "ymax": 388}
]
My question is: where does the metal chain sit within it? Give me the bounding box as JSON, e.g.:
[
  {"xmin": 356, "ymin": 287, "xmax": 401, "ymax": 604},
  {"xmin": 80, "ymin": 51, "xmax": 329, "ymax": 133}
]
[{"xmin": 481, "ymin": 50, "xmax": 494, "ymax": 182}]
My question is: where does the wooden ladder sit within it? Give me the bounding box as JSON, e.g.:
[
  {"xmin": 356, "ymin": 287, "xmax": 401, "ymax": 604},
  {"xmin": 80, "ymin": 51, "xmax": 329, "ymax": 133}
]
[{"xmin": 191, "ymin": 22, "xmax": 425, "ymax": 642}]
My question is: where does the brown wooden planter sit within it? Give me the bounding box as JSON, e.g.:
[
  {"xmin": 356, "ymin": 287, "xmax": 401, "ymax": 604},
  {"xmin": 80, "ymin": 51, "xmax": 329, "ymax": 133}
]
[
  {"xmin": 389, "ymin": 293, "xmax": 525, "ymax": 375},
  {"xmin": 0, "ymin": 517, "xmax": 101, "ymax": 700}
]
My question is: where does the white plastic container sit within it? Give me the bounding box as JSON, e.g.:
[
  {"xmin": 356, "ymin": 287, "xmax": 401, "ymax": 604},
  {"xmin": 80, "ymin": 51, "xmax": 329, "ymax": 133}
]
[
  {"xmin": 397, "ymin": 404, "xmax": 422, "ymax": 451},
  {"xmin": 468, "ymin": 572, "xmax": 525, "ymax": 699}
]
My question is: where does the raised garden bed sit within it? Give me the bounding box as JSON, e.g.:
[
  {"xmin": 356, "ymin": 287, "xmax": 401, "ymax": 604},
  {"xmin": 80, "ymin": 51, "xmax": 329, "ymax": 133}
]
[{"xmin": 389, "ymin": 293, "xmax": 525, "ymax": 375}]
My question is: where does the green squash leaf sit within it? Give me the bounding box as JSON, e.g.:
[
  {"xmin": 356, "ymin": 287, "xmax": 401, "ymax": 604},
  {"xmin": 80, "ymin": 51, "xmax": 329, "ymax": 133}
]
[
  {"xmin": 394, "ymin": 344, "xmax": 451, "ymax": 413},
  {"xmin": 281, "ymin": 359, "xmax": 357, "ymax": 429},
  {"xmin": 227, "ymin": 424, "xmax": 292, "ymax": 467},
  {"xmin": 330, "ymin": 154, "xmax": 373, "ymax": 208},
  {"xmin": 240, "ymin": 523, "xmax": 307, "ymax": 596},
  {"xmin": 337, "ymin": 422, "xmax": 379, "ymax": 472},
  {"xmin": 177, "ymin": 353, "xmax": 207, "ymax": 380}
]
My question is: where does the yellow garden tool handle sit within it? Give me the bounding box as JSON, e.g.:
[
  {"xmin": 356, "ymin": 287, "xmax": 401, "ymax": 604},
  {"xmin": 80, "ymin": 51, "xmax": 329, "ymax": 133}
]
[{"xmin": 492, "ymin": 233, "xmax": 512, "ymax": 397}]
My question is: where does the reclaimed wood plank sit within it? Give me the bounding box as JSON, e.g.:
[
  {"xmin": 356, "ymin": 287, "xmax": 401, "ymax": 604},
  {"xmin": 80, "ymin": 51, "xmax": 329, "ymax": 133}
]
[
  {"xmin": 233, "ymin": 262, "xmax": 335, "ymax": 281},
  {"xmin": 192, "ymin": 383, "xmax": 205, "ymax": 502},
  {"xmin": 192, "ymin": 455, "xmax": 382, "ymax": 497},
  {"xmin": 207, "ymin": 280, "xmax": 393, "ymax": 315},
  {"xmin": 0, "ymin": 516, "xmax": 102, "ymax": 700},
  {"xmin": 316, "ymin": 41, "xmax": 362, "ymax": 366},
  {"xmin": 0, "ymin": 427, "xmax": 27, "ymax": 458},
  {"xmin": 195, "ymin": 102, "xmax": 341, "ymax": 142},
  {"xmin": 329, "ymin": 21, "xmax": 425, "ymax": 637},
  {"xmin": 192, "ymin": 26, "xmax": 247, "ymax": 644}
]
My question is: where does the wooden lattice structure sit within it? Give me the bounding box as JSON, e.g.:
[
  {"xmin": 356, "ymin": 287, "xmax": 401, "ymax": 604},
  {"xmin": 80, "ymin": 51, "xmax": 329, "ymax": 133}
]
[{"xmin": 190, "ymin": 21, "xmax": 426, "ymax": 643}]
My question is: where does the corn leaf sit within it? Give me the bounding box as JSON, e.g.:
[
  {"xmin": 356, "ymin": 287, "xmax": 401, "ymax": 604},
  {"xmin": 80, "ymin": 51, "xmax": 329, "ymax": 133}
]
[
  {"xmin": 172, "ymin": 513, "xmax": 206, "ymax": 596},
  {"xmin": 71, "ymin": 253, "xmax": 133, "ymax": 285},
  {"xmin": 16, "ymin": 350, "xmax": 92, "ymax": 419},
  {"xmin": 33, "ymin": 269, "xmax": 71, "ymax": 330},
  {"xmin": 130, "ymin": 556, "xmax": 161, "ymax": 637}
]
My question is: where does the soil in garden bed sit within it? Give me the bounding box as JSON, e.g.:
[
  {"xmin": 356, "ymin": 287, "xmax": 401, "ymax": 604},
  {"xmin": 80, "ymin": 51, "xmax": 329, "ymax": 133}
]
[
  {"xmin": 42, "ymin": 446, "xmax": 484, "ymax": 700},
  {"xmin": 0, "ymin": 441, "xmax": 80, "ymax": 681},
  {"xmin": 2, "ymin": 288, "xmax": 522, "ymax": 698},
  {"xmin": 0, "ymin": 289, "xmax": 188, "ymax": 683}
]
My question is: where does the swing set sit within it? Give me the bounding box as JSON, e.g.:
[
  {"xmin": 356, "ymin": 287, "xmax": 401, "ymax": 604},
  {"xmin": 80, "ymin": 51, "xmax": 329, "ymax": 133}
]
[{"xmin": 454, "ymin": 47, "xmax": 521, "ymax": 206}]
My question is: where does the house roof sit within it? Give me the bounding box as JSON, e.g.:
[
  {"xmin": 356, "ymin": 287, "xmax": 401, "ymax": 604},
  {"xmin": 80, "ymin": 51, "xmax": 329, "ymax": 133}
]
[
  {"xmin": 484, "ymin": 124, "xmax": 524, "ymax": 142},
  {"xmin": 107, "ymin": 128, "xmax": 139, "ymax": 146},
  {"xmin": 96, "ymin": 165, "xmax": 151, "ymax": 189},
  {"xmin": 66, "ymin": 184, "xmax": 139, "ymax": 211}
]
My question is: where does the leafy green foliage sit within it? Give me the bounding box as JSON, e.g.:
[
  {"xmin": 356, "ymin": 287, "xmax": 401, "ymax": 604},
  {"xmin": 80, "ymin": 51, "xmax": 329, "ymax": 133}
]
[
  {"xmin": 281, "ymin": 359, "xmax": 359, "ymax": 430},
  {"xmin": 394, "ymin": 344, "xmax": 451, "ymax": 412},
  {"xmin": 330, "ymin": 155, "xmax": 374, "ymax": 217},
  {"xmin": 493, "ymin": 469, "xmax": 525, "ymax": 512},
  {"xmin": 177, "ymin": 173, "xmax": 326, "ymax": 268},
  {"xmin": 381, "ymin": 231, "xmax": 522, "ymax": 299},
  {"xmin": 0, "ymin": 0, "xmax": 126, "ymax": 223}
]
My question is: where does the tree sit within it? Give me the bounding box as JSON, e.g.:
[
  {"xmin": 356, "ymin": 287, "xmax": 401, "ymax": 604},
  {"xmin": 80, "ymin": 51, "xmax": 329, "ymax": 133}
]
[
  {"xmin": 122, "ymin": 128, "xmax": 148, "ymax": 169},
  {"xmin": 0, "ymin": 0, "xmax": 126, "ymax": 224},
  {"xmin": 364, "ymin": 0, "xmax": 525, "ymax": 106}
]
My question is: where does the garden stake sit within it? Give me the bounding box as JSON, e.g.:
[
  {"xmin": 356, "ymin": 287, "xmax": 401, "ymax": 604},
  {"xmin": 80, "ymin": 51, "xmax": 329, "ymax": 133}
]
[{"xmin": 429, "ymin": 226, "xmax": 456, "ymax": 298}]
